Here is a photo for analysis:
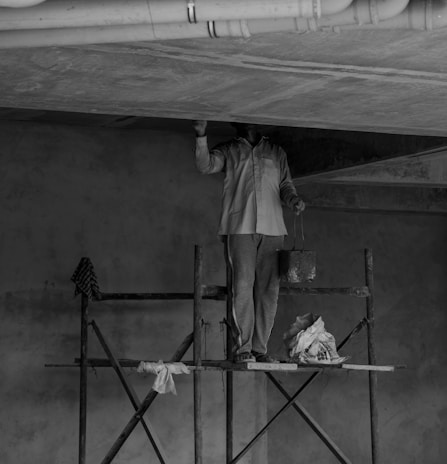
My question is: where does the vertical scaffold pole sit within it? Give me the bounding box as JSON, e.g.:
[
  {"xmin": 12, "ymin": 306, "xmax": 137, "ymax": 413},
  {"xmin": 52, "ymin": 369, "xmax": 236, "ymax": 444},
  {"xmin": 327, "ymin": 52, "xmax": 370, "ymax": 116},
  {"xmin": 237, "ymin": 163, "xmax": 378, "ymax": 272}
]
[
  {"xmin": 79, "ymin": 293, "xmax": 89, "ymax": 464},
  {"xmin": 365, "ymin": 248, "xmax": 379, "ymax": 464},
  {"xmin": 226, "ymin": 255, "xmax": 234, "ymax": 464},
  {"xmin": 193, "ymin": 245, "xmax": 203, "ymax": 464}
]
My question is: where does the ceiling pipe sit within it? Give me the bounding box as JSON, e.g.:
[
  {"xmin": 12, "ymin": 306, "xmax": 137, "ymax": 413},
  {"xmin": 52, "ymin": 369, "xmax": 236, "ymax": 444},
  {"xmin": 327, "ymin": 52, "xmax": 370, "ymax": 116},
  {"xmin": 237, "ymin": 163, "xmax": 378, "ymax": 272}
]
[
  {"xmin": 341, "ymin": 0, "xmax": 447, "ymax": 30},
  {"xmin": 0, "ymin": 0, "xmax": 445, "ymax": 48},
  {"xmin": 0, "ymin": 0, "xmax": 334, "ymax": 30},
  {"xmin": 0, "ymin": 22, "xmax": 248, "ymax": 48},
  {"xmin": 231, "ymin": 0, "xmax": 418, "ymax": 34},
  {"xmin": 0, "ymin": 0, "xmax": 46, "ymax": 6},
  {"xmin": 317, "ymin": 0, "xmax": 411, "ymax": 28},
  {"xmin": 320, "ymin": 0, "xmax": 353, "ymax": 15},
  {"xmin": 247, "ymin": 0, "xmax": 411, "ymax": 33}
]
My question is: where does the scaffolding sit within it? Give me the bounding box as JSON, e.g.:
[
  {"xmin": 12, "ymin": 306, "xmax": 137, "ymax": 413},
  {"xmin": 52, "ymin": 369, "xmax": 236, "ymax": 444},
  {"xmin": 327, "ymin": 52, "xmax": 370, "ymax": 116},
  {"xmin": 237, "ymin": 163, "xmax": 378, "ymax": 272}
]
[{"xmin": 47, "ymin": 246, "xmax": 401, "ymax": 464}]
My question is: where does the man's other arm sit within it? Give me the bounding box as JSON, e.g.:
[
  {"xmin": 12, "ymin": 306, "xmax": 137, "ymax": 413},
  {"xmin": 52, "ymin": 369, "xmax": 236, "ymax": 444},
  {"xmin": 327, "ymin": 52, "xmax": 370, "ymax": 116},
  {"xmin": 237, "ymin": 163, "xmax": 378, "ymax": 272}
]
[{"xmin": 278, "ymin": 147, "xmax": 305, "ymax": 215}]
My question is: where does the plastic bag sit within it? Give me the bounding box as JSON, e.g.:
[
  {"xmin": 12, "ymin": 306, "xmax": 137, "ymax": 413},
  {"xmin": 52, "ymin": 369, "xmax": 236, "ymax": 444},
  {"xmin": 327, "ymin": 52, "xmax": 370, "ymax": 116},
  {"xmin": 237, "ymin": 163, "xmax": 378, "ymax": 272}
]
[{"xmin": 283, "ymin": 313, "xmax": 347, "ymax": 365}]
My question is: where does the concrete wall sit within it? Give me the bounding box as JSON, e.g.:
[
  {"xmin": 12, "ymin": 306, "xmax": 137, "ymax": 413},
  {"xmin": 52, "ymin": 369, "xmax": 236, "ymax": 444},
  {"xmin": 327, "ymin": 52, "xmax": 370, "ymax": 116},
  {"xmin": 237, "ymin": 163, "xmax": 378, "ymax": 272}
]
[
  {"xmin": 0, "ymin": 120, "xmax": 446, "ymax": 464},
  {"xmin": 269, "ymin": 209, "xmax": 447, "ymax": 463}
]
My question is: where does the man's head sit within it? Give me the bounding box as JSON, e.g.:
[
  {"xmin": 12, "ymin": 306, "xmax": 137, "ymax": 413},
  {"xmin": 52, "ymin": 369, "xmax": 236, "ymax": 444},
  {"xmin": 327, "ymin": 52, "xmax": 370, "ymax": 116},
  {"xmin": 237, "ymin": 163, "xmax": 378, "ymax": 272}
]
[{"xmin": 230, "ymin": 122, "xmax": 260, "ymax": 145}]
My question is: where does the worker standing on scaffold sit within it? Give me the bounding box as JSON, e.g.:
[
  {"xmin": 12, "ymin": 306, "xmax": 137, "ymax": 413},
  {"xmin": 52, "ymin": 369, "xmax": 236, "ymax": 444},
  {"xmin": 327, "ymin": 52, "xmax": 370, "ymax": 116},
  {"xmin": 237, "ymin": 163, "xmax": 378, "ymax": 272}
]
[{"xmin": 193, "ymin": 120, "xmax": 305, "ymax": 363}]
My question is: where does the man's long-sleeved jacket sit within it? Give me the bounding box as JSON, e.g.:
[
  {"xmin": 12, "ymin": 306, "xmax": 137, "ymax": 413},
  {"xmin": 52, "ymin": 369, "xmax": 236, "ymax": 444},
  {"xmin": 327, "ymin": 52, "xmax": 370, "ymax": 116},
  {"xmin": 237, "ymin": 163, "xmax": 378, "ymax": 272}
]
[{"xmin": 195, "ymin": 135, "xmax": 301, "ymax": 236}]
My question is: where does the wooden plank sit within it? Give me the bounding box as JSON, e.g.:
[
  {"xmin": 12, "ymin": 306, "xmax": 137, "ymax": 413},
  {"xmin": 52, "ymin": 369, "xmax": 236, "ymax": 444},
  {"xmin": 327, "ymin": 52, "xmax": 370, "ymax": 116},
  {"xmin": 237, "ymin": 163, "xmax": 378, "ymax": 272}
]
[
  {"xmin": 60, "ymin": 357, "xmax": 403, "ymax": 372},
  {"xmin": 50, "ymin": 361, "xmax": 403, "ymax": 372},
  {"xmin": 245, "ymin": 362, "xmax": 298, "ymax": 371},
  {"xmin": 341, "ymin": 364, "xmax": 396, "ymax": 372}
]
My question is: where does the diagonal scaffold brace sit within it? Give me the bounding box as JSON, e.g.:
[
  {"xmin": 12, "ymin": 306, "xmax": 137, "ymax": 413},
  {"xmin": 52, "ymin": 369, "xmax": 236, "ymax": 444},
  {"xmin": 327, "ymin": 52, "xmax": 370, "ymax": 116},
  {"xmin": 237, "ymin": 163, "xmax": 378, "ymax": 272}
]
[
  {"xmin": 90, "ymin": 319, "xmax": 169, "ymax": 464},
  {"xmin": 99, "ymin": 331, "xmax": 194, "ymax": 464},
  {"xmin": 231, "ymin": 318, "xmax": 368, "ymax": 464}
]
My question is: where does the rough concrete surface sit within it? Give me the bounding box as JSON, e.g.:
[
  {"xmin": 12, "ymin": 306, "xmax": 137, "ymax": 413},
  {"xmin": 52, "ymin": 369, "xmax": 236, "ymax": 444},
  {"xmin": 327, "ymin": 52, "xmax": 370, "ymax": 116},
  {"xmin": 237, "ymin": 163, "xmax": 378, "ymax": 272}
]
[
  {"xmin": 1, "ymin": 28, "xmax": 447, "ymax": 136},
  {"xmin": 1, "ymin": 120, "xmax": 446, "ymax": 463}
]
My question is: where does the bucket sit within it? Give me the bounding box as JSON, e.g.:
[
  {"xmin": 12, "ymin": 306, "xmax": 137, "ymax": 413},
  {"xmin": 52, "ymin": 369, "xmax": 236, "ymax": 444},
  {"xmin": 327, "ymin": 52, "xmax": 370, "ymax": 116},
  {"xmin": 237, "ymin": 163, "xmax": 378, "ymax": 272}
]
[{"xmin": 279, "ymin": 213, "xmax": 316, "ymax": 283}]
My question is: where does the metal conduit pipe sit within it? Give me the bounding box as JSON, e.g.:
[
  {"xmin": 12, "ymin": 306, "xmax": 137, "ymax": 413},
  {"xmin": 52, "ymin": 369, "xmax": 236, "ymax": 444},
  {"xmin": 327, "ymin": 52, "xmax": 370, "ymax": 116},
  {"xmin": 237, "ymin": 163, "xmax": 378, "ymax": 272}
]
[
  {"xmin": 320, "ymin": 0, "xmax": 353, "ymax": 15},
  {"xmin": 0, "ymin": 0, "xmax": 46, "ymax": 6},
  {"xmin": 0, "ymin": 24, "xmax": 212, "ymax": 48},
  {"xmin": 0, "ymin": 0, "xmax": 445, "ymax": 48},
  {"xmin": 229, "ymin": 0, "xmax": 411, "ymax": 34},
  {"xmin": 316, "ymin": 0, "xmax": 411, "ymax": 28},
  {"xmin": 0, "ymin": 19, "xmax": 270, "ymax": 48},
  {"xmin": 0, "ymin": 0, "xmax": 336, "ymax": 30},
  {"xmin": 341, "ymin": 0, "xmax": 447, "ymax": 30},
  {"xmin": 243, "ymin": 0, "xmax": 411, "ymax": 34}
]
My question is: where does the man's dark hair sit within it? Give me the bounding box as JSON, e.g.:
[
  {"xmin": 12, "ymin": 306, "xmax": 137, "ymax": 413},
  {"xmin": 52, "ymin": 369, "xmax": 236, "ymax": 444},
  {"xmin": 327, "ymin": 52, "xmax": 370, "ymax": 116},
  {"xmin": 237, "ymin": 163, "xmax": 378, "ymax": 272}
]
[{"xmin": 230, "ymin": 122, "xmax": 252, "ymax": 137}]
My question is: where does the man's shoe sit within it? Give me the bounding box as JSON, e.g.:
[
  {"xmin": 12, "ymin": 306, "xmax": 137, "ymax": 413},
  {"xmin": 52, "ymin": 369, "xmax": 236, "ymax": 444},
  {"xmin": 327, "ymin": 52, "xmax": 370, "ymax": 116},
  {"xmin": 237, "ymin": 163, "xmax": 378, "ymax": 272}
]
[
  {"xmin": 234, "ymin": 352, "xmax": 256, "ymax": 363},
  {"xmin": 253, "ymin": 352, "xmax": 280, "ymax": 364}
]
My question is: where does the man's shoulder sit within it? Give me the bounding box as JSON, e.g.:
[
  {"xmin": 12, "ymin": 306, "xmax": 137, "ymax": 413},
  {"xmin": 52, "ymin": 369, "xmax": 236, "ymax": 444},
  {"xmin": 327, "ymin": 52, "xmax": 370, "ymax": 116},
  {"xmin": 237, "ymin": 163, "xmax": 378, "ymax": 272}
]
[
  {"xmin": 260, "ymin": 137, "xmax": 285, "ymax": 153},
  {"xmin": 212, "ymin": 137, "xmax": 240, "ymax": 150}
]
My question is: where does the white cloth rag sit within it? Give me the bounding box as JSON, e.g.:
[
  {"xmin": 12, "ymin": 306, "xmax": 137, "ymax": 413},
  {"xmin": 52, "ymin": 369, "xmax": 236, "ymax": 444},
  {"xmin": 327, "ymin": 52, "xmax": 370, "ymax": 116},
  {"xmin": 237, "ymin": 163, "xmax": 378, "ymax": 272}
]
[{"xmin": 137, "ymin": 361, "xmax": 190, "ymax": 395}]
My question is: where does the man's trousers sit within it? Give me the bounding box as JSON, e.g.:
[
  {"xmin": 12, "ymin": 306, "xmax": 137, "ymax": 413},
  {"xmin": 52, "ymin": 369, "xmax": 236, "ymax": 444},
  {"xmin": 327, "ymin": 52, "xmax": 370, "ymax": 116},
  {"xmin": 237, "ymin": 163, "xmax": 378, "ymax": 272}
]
[{"xmin": 224, "ymin": 234, "xmax": 284, "ymax": 357}]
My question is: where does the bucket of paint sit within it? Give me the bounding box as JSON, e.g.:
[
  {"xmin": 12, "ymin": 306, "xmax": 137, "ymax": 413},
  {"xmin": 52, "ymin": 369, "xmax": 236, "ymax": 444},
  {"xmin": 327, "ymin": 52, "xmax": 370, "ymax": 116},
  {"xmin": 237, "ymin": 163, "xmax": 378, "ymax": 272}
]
[{"xmin": 279, "ymin": 214, "xmax": 316, "ymax": 283}]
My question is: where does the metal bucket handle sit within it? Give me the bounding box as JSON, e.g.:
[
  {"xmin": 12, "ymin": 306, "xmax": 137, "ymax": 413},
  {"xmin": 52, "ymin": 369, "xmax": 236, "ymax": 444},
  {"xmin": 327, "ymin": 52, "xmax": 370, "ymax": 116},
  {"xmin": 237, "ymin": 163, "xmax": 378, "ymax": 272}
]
[
  {"xmin": 293, "ymin": 212, "xmax": 305, "ymax": 251},
  {"xmin": 280, "ymin": 211, "xmax": 316, "ymax": 283}
]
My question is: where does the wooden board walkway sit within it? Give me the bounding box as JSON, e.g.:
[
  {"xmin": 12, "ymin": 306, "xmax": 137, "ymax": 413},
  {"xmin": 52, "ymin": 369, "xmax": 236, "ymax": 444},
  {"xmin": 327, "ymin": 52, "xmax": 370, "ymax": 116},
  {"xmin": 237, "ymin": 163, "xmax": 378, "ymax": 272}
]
[{"xmin": 46, "ymin": 358, "xmax": 404, "ymax": 373}]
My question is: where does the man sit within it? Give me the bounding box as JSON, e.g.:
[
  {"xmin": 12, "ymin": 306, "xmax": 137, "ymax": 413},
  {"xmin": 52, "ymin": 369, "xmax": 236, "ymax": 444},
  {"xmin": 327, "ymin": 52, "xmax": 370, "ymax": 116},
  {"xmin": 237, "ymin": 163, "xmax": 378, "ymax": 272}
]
[{"xmin": 193, "ymin": 120, "xmax": 305, "ymax": 363}]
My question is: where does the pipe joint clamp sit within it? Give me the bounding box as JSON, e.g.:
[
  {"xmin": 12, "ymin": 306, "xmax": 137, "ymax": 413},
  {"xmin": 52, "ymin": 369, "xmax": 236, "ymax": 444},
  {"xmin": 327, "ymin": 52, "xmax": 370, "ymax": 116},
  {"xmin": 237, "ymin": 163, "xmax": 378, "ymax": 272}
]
[
  {"xmin": 368, "ymin": 0, "xmax": 379, "ymax": 25},
  {"xmin": 312, "ymin": 0, "xmax": 322, "ymax": 19},
  {"xmin": 187, "ymin": 0, "xmax": 197, "ymax": 23},
  {"xmin": 207, "ymin": 21, "xmax": 218, "ymax": 38}
]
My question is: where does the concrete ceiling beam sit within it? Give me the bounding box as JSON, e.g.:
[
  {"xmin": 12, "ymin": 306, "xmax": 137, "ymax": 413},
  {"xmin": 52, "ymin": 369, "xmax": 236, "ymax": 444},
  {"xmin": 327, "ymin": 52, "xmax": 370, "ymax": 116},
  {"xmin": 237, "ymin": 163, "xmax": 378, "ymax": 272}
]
[
  {"xmin": 295, "ymin": 147, "xmax": 447, "ymax": 187},
  {"xmin": 298, "ymin": 183, "xmax": 447, "ymax": 214}
]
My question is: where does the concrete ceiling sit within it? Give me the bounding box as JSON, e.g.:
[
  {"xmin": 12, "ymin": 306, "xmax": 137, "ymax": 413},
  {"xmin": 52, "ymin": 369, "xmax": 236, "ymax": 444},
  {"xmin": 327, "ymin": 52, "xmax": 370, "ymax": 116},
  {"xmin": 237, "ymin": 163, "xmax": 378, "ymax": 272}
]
[
  {"xmin": 1, "ymin": 3, "xmax": 447, "ymax": 214},
  {"xmin": 1, "ymin": 27, "xmax": 447, "ymax": 136}
]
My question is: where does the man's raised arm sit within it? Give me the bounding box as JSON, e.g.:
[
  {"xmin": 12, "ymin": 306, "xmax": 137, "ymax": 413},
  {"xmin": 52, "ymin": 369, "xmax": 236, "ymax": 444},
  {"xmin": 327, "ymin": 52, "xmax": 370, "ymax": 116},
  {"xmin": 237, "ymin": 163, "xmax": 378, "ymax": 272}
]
[{"xmin": 193, "ymin": 120, "xmax": 225, "ymax": 174}]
